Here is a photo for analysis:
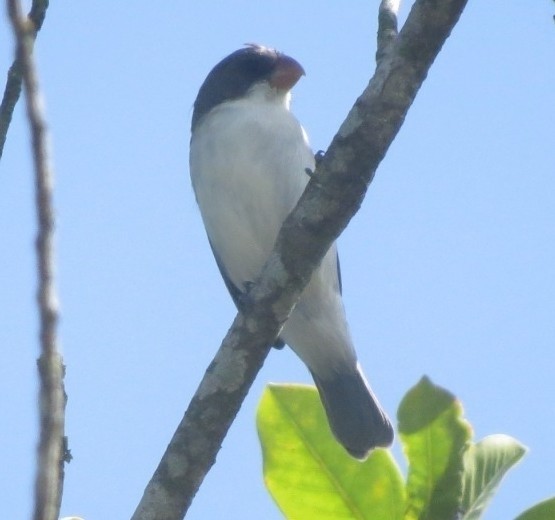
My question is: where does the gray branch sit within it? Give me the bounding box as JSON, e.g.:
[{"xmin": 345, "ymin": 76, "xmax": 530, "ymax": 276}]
[
  {"xmin": 7, "ymin": 1, "xmax": 66, "ymax": 520},
  {"xmin": 0, "ymin": 0, "xmax": 48, "ymax": 161},
  {"xmin": 377, "ymin": 0, "xmax": 400, "ymax": 63},
  {"xmin": 131, "ymin": 1, "xmax": 468, "ymax": 519}
]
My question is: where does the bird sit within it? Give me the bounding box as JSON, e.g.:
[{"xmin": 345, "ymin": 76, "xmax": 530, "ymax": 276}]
[{"xmin": 189, "ymin": 44, "xmax": 393, "ymax": 458}]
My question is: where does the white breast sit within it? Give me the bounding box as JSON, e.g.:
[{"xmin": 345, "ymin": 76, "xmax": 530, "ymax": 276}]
[{"xmin": 190, "ymin": 89, "xmax": 314, "ymax": 289}]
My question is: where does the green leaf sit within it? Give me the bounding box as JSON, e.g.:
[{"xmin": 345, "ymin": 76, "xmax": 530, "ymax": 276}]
[
  {"xmin": 461, "ymin": 434, "xmax": 527, "ymax": 519},
  {"xmin": 515, "ymin": 497, "xmax": 555, "ymax": 520},
  {"xmin": 257, "ymin": 384, "xmax": 405, "ymax": 520},
  {"xmin": 398, "ymin": 376, "xmax": 472, "ymax": 520}
]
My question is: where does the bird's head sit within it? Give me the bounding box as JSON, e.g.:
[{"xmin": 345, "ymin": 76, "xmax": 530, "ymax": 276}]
[{"xmin": 192, "ymin": 44, "xmax": 305, "ymax": 131}]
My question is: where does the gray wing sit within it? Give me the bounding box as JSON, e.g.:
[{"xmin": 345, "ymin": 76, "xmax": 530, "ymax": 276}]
[{"xmin": 336, "ymin": 252, "xmax": 342, "ymax": 295}]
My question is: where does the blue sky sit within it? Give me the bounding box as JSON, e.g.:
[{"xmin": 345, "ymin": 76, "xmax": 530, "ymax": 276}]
[{"xmin": 1, "ymin": 2, "xmax": 554, "ymax": 519}]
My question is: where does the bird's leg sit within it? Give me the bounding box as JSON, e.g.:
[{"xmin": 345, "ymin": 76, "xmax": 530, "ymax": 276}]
[
  {"xmin": 242, "ymin": 280, "xmax": 255, "ymax": 294},
  {"xmin": 236, "ymin": 281, "xmax": 255, "ymax": 309},
  {"xmin": 305, "ymin": 150, "xmax": 325, "ymax": 178}
]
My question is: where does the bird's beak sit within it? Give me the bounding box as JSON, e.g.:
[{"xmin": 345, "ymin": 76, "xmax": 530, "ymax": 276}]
[{"xmin": 269, "ymin": 54, "xmax": 305, "ymax": 91}]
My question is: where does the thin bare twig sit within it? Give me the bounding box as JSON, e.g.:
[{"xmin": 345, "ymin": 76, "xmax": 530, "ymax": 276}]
[
  {"xmin": 0, "ymin": 0, "xmax": 49, "ymax": 160},
  {"xmin": 377, "ymin": 0, "xmax": 401, "ymax": 63},
  {"xmin": 7, "ymin": 1, "xmax": 66, "ymax": 520},
  {"xmin": 131, "ymin": 1, "xmax": 468, "ymax": 519}
]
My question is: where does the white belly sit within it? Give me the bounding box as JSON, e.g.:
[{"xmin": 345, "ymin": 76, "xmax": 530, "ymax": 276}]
[{"xmin": 190, "ymin": 96, "xmax": 357, "ymax": 376}]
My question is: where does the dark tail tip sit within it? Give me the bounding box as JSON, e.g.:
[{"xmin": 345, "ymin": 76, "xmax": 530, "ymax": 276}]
[{"xmin": 312, "ymin": 368, "xmax": 393, "ymax": 459}]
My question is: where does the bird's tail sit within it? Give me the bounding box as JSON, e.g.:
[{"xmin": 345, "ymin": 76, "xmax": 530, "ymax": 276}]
[{"xmin": 311, "ymin": 366, "xmax": 393, "ymax": 459}]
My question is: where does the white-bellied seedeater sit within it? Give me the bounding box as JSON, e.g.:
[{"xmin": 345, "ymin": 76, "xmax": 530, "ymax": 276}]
[{"xmin": 189, "ymin": 44, "xmax": 393, "ymax": 458}]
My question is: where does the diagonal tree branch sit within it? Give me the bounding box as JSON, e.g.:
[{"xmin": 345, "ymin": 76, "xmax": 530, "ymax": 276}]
[
  {"xmin": 7, "ymin": 1, "xmax": 66, "ymax": 520},
  {"xmin": 0, "ymin": 0, "xmax": 49, "ymax": 161},
  {"xmin": 131, "ymin": 1, "xmax": 468, "ymax": 519}
]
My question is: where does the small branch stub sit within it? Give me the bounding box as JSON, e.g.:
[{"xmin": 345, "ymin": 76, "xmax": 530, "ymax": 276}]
[{"xmin": 377, "ymin": 0, "xmax": 400, "ymax": 63}]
